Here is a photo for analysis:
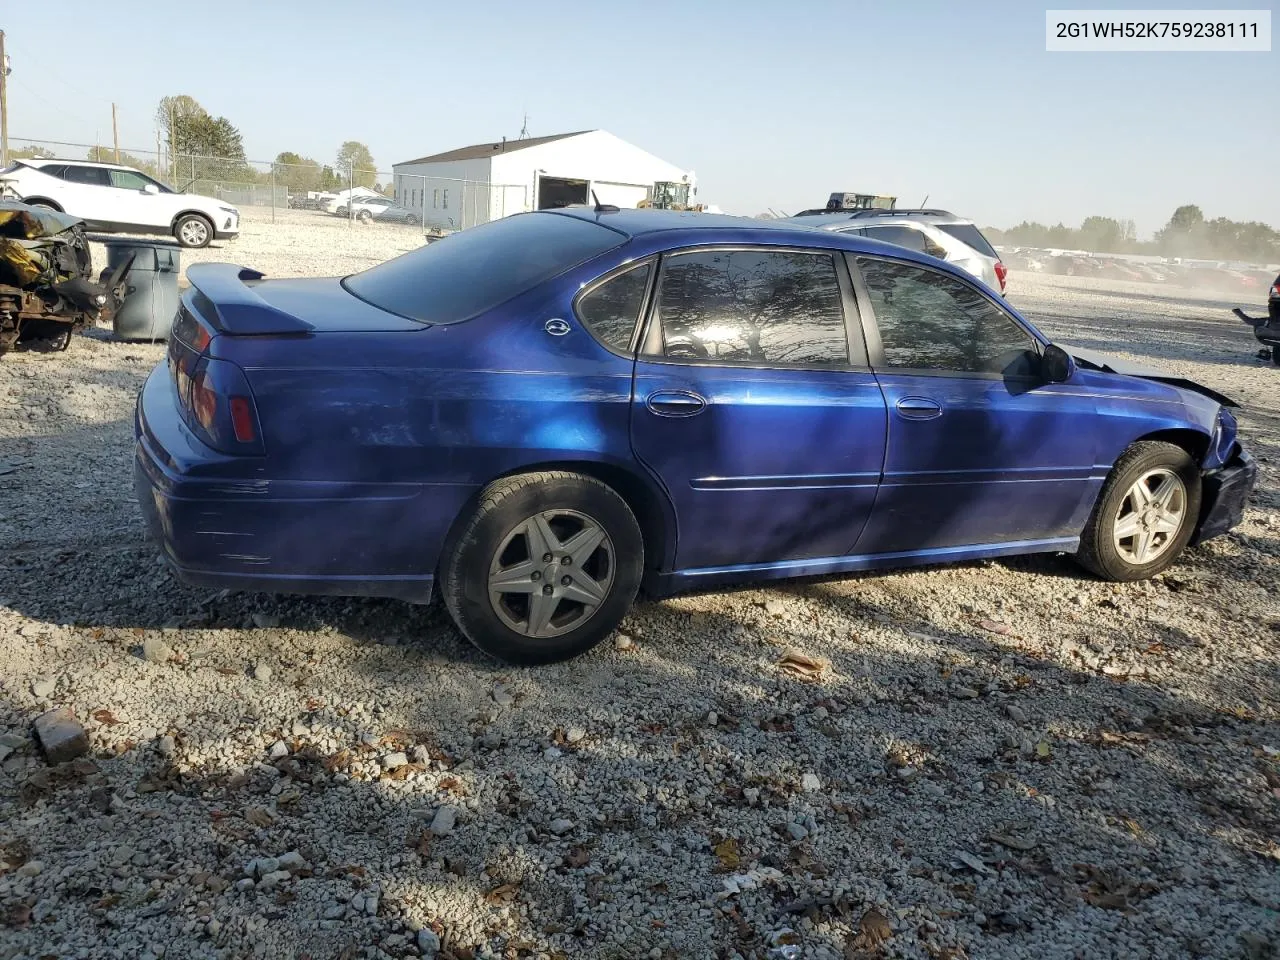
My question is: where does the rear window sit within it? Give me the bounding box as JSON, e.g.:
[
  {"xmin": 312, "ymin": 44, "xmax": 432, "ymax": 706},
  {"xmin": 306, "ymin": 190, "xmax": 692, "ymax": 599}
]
[
  {"xmin": 937, "ymin": 223, "xmax": 999, "ymax": 259},
  {"xmin": 343, "ymin": 212, "xmax": 626, "ymax": 324}
]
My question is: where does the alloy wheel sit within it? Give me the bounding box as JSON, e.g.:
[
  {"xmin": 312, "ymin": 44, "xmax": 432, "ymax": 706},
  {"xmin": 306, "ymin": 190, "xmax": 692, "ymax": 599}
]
[
  {"xmin": 180, "ymin": 219, "xmax": 209, "ymax": 246},
  {"xmin": 487, "ymin": 509, "xmax": 615, "ymax": 638},
  {"xmin": 1112, "ymin": 467, "xmax": 1186, "ymax": 564}
]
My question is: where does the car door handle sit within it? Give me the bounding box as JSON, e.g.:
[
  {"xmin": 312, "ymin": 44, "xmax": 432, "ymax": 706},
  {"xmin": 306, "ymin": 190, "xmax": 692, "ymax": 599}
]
[
  {"xmin": 895, "ymin": 397, "xmax": 943, "ymax": 420},
  {"xmin": 646, "ymin": 390, "xmax": 707, "ymax": 417}
]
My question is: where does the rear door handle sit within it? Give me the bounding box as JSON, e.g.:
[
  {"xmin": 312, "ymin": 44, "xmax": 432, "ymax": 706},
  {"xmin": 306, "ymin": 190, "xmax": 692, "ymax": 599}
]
[
  {"xmin": 646, "ymin": 390, "xmax": 707, "ymax": 418},
  {"xmin": 895, "ymin": 397, "xmax": 943, "ymax": 421}
]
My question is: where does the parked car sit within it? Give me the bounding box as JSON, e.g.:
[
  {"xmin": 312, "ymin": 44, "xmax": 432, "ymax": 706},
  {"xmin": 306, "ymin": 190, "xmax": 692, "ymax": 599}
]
[
  {"xmin": 0, "ymin": 159, "xmax": 239, "ymax": 248},
  {"xmin": 352, "ymin": 196, "xmax": 419, "ymax": 225},
  {"xmin": 784, "ymin": 209, "xmax": 1007, "ymax": 295},
  {"xmin": 134, "ymin": 209, "xmax": 1255, "ymax": 664}
]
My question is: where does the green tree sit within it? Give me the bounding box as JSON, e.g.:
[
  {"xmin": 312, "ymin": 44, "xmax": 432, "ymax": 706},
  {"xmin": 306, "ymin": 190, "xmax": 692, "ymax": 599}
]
[
  {"xmin": 336, "ymin": 141, "xmax": 377, "ymax": 188},
  {"xmin": 274, "ymin": 151, "xmax": 323, "ymax": 194}
]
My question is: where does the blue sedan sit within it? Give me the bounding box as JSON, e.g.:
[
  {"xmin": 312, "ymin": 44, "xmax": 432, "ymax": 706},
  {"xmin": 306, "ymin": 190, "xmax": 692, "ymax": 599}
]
[{"xmin": 134, "ymin": 209, "xmax": 1256, "ymax": 663}]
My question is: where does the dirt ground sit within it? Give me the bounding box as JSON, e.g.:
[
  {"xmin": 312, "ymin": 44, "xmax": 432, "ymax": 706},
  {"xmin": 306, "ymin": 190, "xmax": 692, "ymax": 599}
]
[{"xmin": 0, "ymin": 210, "xmax": 1277, "ymax": 960}]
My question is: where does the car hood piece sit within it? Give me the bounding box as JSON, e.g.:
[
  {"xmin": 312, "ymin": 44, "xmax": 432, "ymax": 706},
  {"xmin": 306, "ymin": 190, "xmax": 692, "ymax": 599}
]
[{"xmin": 1064, "ymin": 345, "xmax": 1237, "ymax": 407}]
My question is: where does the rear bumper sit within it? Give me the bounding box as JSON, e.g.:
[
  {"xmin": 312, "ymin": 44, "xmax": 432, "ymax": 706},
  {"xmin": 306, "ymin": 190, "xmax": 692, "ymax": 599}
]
[
  {"xmin": 133, "ymin": 365, "xmax": 437, "ymax": 603},
  {"xmin": 1191, "ymin": 447, "xmax": 1257, "ymax": 546}
]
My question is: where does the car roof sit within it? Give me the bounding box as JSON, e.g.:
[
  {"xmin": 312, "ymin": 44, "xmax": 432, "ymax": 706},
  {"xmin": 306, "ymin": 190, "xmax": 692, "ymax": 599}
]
[
  {"xmin": 781, "ymin": 211, "xmax": 975, "ymax": 230},
  {"xmin": 544, "ymin": 208, "xmax": 971, "ymax": 276},
  {"xmin": 25, "ymin": 158, "xmax": 135, "ymax": 171}
]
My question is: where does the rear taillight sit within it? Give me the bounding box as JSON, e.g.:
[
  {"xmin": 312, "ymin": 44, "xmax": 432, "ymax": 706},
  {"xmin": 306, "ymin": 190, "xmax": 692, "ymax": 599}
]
[
  {"xmin": 229, "ymin": 396, "xmax": 257, "ymax": 443},
  {"xmin": 191, "ymin": 372, "xmax": 218, "ymax": 430},
  {"xmin": 179, "ymin": 356, "xmax": 264, "ymax": 455},
  {"xmin": 994, "ymin": 260, "xmax": 1008, "ymax": 293}
]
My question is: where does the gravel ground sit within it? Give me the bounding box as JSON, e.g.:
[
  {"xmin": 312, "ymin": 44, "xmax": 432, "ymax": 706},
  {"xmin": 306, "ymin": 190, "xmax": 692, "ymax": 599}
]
[{"xmin": 1, "ymin": 211, "xmax": 1278, "ymax": 960}]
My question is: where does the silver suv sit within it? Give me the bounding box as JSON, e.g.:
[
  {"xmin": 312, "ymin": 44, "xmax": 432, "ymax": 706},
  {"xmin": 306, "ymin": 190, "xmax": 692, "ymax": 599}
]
[{"xmin": 787, "ymin": 209, "xmax": 1007, "ymax": 295}]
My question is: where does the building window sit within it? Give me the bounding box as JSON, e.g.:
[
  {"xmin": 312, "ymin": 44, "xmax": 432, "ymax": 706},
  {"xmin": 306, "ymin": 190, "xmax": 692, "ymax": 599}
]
[
  {"xmin": 443, "ymin": 189, "xmax": 449, "ymax": 210},
  {"xmin": 433, "ymin": 189, "xmax": 439, "ymax": 209}
]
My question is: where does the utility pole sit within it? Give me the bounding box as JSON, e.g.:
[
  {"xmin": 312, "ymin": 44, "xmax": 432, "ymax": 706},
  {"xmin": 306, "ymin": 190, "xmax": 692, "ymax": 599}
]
[
  {"xmin": 112, "ymin": 102, "xmax": 119, "ymax": 163},
  {"xmin": 0, "ymin": 32, "xmax": 10, "ymax": 169}
]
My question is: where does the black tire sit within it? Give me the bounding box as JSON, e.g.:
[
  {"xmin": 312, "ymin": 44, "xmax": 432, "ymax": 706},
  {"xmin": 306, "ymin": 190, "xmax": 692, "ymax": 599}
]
[
  {"xmin": 23, "ymin": 198, "xmax": 62, "ymax": 211},
  {"xmin": 441, "ymin": 471, "xmax": 643, "ymax": 665},
  {"xmin": 1271, "ymin": 349, "xmax": 1279, "ymax": 367},
  {"xmin": 173, "ymin": 213, "xmax": 213, "ymax": 248},
  {"xmin": 1076, "ymin": 441, "xmax": 1202, "ymax": 582},
  {"xmin": 357, "ymin": 209, "xmax": 372, "ymax": 223}
]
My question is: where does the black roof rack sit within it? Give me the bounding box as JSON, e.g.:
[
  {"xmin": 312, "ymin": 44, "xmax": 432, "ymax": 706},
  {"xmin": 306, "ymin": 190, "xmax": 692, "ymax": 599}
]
[{"xmin": 846, "ymin": 208, "xmax": 955, "ymax": 219}]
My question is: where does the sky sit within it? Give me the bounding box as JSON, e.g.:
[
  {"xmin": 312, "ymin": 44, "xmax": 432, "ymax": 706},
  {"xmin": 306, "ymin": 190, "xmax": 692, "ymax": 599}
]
[{"xmin": 2, "ymin": 0, "xmax": 1276, "ymax": 235}]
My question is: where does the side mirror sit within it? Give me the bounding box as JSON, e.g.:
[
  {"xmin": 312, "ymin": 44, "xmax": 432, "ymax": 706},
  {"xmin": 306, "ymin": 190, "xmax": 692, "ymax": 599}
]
[
  {"xmin": 1041, "ymin": 343, "xmax": 1074, "ymax": 383},
  {"xmin": 142, "ymin": 183, "xmax": 160, "ymax": 195}
]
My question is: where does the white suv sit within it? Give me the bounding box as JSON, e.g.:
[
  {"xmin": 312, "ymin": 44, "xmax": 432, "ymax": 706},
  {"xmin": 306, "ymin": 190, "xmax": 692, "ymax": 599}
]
[{"xmin": 0, "ymin": 159, "xmax": 239, "ymax": 248}]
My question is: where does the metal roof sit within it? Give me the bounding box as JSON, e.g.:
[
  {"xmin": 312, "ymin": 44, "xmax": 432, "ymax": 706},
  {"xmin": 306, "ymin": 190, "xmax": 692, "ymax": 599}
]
[{"xmin": 396, "ymin": 131, "xmax": 595, "ymax": 167}]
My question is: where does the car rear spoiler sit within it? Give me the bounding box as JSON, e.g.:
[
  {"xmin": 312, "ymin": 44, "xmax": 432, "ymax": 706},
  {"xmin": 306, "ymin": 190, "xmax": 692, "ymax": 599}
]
[{"xmin": 185, "ymin": 262, "xmax": 313, "ymax": 336}]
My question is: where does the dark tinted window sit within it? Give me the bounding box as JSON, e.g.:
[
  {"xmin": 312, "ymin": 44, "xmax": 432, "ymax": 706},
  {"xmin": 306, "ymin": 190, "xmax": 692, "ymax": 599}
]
[
  {"xmin": 937, "ymin": 223, "xmax": 999, "ymax": 258},
  {"xmin": 656, "ymin": 250, "xmax": 847, "ymax": 366},
  {"xmin": 857, "ymin": 258, "xmax": 1037, "ymax": 375},
  {"xmin": 861, "ymin": 224, "xmax": 928, "ymax": 253},
  {"xmin": 577, "ymin": 263, "xmax": 650, "ymax": 353},
  {"xmin": 344, "ymin": 212, "xmax": 625, "ymax": 325},
  {"xmin": 61, "ymin": 165, "xmax": 111, "ymax": 187},
  {"xmin": 40, "ymin": 164, "xmax": 67, "ymax": 179}
]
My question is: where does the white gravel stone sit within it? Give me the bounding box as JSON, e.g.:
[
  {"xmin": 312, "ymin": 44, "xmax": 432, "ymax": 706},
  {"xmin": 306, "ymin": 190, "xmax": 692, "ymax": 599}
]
[
  {"xmin": 429, "ymin": 806, "xmax": 458, "ymax": 837},
  {"xmin": 30, "ymin": 678, "xmax": 55, "ymax": 699}
]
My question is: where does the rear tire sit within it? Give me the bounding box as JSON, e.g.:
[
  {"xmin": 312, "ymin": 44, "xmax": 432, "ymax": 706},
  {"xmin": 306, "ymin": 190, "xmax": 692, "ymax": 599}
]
[
  {"xmin": 357, "ymin": 209, "xmax": 372, "ymax": 223},
  {"xmin": 1076, "ymin": 441, "xmax": 1201, "ymax": 581},
  {"xmin": 174, "ymin": 214, "xmax": 213, "ymax": 248},
  {"xmin": 441, "ymin": 471, "xmax": 643, "ymax": 665},
  {"xmin": 22, "ymin": 198, "xmax": 62, "ymax": 211}
]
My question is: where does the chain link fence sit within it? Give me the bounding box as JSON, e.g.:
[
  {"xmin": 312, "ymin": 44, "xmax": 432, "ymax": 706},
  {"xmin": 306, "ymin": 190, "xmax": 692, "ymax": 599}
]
[{"xmin": 3, "ymin": 137, "xmax": 531, "ymax": 233}]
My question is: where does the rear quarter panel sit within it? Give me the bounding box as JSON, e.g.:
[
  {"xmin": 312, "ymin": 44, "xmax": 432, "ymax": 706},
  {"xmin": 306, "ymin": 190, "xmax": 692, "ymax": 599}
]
[{"xmin": 212, "ymin": 277, "xmax": 642, "ymax": 570}]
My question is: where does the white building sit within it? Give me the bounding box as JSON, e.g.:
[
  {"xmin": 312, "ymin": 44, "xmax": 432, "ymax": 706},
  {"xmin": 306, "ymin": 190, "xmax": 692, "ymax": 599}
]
[{"xmin": 392, "ymin": 130, "xmax": 693, "ymax": 230}]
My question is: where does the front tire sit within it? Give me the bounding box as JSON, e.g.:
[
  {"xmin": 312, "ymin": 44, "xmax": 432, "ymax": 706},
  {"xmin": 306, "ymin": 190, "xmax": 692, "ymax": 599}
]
[
  {"xmin": 174, "ymin": 214, "xmax": 213, "ymax": 248},
  {"xmin": 441, "ymin": 471, "xmax": 643, "ymax": 665},
  {"xmin": 1076, "ymin": 441, "xmax": 1201, "ymax": 581}
]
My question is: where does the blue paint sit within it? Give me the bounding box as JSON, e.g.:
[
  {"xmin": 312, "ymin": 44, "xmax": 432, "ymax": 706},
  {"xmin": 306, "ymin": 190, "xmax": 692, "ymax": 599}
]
[{"xmin": 134, "ymin": 210, "xmax": 1252, "ymax": 605}]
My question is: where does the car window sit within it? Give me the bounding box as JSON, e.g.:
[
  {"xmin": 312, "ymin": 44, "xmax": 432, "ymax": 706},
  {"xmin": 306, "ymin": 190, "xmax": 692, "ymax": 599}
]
[
  {"xmin": 655, "ymin": 249, "xmax": 848, "ymax": 366},
  {"xmin": 344, "ymin": 211, "xmax": 626, "ymax": 325},
  {"xmin": 937, "ymin": 223, "xmax": 999, "ymax": 259},
  {"xmin": 61, "ymin": 165, "xmax": 111, "ymax": 187},
  {"xmin": 109, "ymin": 169, "xmax": 152, "ymax": 190},
  {"xmin": 576, "ymin": 262, "xmax": 651, "ymax": 354},
  {"xmin": 861, "ymin": 225, "xmax": 928, "ymax": 254},
  {"xmin": 856, "ymin": 257, "xmax": 1038, "ymax": 375},
  {"xmin": 38, "ymin": 164, "xmax": 67, "ymax": 179}
]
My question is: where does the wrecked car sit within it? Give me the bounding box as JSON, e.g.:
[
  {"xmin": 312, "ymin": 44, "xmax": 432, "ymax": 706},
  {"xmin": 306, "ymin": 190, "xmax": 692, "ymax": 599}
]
[
  {"xmin": 1232, "ymin": 272, "xmax": 1280, "ymax": 365},
  {"xmin": 0, "ymin": 200, "xmax": 131, "ymax": 357}
]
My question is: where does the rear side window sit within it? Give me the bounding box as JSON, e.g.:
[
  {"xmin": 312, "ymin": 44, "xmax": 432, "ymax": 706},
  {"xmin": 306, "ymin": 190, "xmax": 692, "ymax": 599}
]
[
  {"xmin": 655, "ymin": 249, "xmax": 848, "ymax": 366},
  {"xmin": 857, "ymin": 257, "xmax": 1037, "ymax": 375},
  {"xmin": 861, "ymin": 225, "xmax": 927, "ymax": 254},
  {"xmin": 576, "ymin": 262, "xmax": 651, "ymax": 354},
  {"xmin": 343, "ymin": 212, "xmax": 626, "ymax": 324},
  {"xmin": 61, "ymin": 165, "xmax": 111, "ymax": 187},
  {"xmin": 937, "ymin": 223, "xmax": 999, "ymax": 258}
]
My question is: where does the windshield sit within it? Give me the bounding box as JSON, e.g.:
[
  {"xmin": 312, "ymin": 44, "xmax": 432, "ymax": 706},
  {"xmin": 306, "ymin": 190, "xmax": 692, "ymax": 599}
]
[
  {"xmin": 343, "ymin": 212, "xmax": 627, "ymax": 325},
  {"xmin": 938, "ymin": 223, "xmax": 999, "ymax": 259}
]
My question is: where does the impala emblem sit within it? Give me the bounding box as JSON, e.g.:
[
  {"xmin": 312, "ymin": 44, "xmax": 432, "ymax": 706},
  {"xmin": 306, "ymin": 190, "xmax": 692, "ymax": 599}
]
[{"xmin": 544, "ymin": 318, "xmax": 571, "ymax": 336}]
